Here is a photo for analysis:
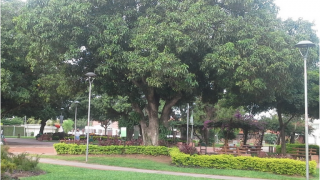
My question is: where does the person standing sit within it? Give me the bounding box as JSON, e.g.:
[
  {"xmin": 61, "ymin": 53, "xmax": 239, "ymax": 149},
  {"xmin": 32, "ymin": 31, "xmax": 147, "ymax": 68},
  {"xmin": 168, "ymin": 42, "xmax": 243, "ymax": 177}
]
[{"xmin": 75, "ymin": 129, "xmax": 80, "ymax": 141}]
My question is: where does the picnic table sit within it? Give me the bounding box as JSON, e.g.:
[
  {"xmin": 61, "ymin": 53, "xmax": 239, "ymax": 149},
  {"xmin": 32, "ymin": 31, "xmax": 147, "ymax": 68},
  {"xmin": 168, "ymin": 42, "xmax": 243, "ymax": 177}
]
[{"xmin": 242, "ymin": 145, "xmax": 263, "ymax": 154}]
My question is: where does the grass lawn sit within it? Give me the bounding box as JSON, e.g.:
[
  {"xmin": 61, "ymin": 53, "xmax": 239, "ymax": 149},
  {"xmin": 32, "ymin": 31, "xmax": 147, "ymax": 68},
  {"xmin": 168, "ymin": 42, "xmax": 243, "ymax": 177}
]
[
  {"xmin": 20, "ymin": 163, "xmax": 218, "ymax": 180},
  {"xmin": 38, "ymin": 154, "xmax": 319, "ymax": 180}
]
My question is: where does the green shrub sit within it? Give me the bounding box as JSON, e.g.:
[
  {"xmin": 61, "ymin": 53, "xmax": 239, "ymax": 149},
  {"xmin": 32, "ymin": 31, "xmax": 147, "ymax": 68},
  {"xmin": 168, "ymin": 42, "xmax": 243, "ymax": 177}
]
[
  {"xmin": 169, "ymin": 148, "xmax": 317, "ymax": 176},
  {"xmin": 53, "ymin": 143, "xmax": 170, "ymax": 156},
  {"xmin": 1, "ymin": 117, "xmax": 23, "ymax": 125},
  {"xmin": 1, "ymin": 159, "xmax": 16, "ymax": 174},
  {"xmin": 1, "ymin": 145, "xmax": 40, "ymax": 178},
  {"xmin": 12, "ymin": 153, "xmax": 40, "ymax": 171}
]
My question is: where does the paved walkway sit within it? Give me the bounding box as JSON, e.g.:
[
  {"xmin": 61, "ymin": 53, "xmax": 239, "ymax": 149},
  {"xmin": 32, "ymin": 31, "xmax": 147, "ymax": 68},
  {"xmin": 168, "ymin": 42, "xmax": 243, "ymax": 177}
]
[{"xmin": 39, "ymin": 158, "xmax": 268, "ymax": 180}]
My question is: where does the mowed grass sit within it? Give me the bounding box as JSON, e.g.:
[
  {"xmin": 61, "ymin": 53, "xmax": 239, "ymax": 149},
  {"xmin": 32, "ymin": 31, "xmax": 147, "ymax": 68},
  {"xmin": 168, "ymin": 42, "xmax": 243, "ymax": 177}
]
[
  {"xmin": 20, "ymin": 163, "xmax": 219, "ymax": 180},
  {"xmin": 38, "ymin": 154, "xmax": 319, "ymax": 180}
]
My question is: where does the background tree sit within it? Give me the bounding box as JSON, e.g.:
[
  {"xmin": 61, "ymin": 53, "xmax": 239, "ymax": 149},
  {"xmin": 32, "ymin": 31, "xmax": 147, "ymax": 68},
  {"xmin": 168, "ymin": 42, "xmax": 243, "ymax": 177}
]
[
  {"xmin": 202, "ymin": 6, "xmax": 319, "ymax": 153},
  {"xmin": 62, "ymin": 119, "xmax": 74, "ymax": 133},
  {"xmin": 1, "ymin": 0, "xmax": 83, "ymax": 134}
]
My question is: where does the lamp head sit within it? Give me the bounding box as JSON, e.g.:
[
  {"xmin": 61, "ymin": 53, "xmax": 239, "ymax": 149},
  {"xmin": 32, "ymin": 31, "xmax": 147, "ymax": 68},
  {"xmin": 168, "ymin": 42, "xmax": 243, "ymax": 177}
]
[
  {"xmin": 85, "ymin": 72, "xmax": 96, "ymax": 77},
  {"xmin": 295, "ymin": 40, "xmax": 315, "ymax": 57},
  {"xmin": 295, "ymin": 40, "xmax": 315, "ymax": 48},
  {"xmin": 74, "ymin": 101, "xmax": 80, "ymax": 104}
]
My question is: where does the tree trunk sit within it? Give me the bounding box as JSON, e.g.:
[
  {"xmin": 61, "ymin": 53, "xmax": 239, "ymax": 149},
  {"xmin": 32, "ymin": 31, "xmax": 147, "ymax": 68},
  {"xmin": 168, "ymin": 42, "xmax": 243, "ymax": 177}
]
[
  {"xmin": 224, "ymin": 130, "xmax": 229, "ymax": 146},
  {"xmin": 160, "ymin": 95, "xmax": 182, "ymax": 128},
  {"xmin": 127, "ymin": 129, "xmax": 134, "ymax": 140},
  {"xmin": 140, "ymin": 118, "xmax": 159, "ymax": 145},
  {"xmin": 290, "ymin": 131, "xmax": 295, "ymax": 143},
  {"xmin": 243, "ymin": 129, "xmax": 248, "ymax": 145},
  {"xmin": 276, "ymin": 134, "xmax": 280, "ymax": 145},
  {"xmin": 131, "ymin": 82, "xmax": 181, "ymax": 145},
  {"xmin": 260, "ymin": 131, "xmax": 264, "ymax": 146},
  {"xmin": 277, "ymin": 108, "xmax": 286, "ymax": 155},
  {"xmin": 39, "ymin": 120, "xmax": 46, "ymax": 134}
]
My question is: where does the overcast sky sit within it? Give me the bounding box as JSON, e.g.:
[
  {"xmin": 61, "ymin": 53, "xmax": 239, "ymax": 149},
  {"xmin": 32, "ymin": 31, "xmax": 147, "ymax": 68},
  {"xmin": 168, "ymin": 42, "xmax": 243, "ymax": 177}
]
[{"xmin": 274, "ymin": 0, "xmax": 320, "ymax": 39}]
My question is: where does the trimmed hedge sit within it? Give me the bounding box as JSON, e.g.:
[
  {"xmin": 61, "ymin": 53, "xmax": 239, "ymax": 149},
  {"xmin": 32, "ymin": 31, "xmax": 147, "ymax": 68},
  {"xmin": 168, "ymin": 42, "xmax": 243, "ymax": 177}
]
[
  {"xmin": 276, "ymin": 144, "xmax": 319, "ymax": 155},
  {"xmin": 169, "ymin": 148, "xmax": 317, "ymax": 176},
  {"xmin": 53, "ymin": 143, "xmax": 169, "ymax": 156}
]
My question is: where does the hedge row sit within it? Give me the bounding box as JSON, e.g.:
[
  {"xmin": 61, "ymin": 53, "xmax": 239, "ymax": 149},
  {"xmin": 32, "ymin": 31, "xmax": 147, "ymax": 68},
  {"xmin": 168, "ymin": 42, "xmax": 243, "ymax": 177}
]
[
  {"xmin": 53, "ymin": 143, "xmax": 169, "ymax": 156},
  {"xmin": 276, "ymin": 144, "xmax": 319, "ymax": 155},
  {"xmin": 169, "ymin": 148, "xmax": 317, "ymax": 176}
]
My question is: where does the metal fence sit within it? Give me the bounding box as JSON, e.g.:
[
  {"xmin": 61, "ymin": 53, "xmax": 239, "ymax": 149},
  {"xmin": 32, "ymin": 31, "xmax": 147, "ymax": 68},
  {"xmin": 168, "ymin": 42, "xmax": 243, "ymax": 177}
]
[{"xmin": 2, "ymin": 125, "xmax": 25, "ymax": 137}]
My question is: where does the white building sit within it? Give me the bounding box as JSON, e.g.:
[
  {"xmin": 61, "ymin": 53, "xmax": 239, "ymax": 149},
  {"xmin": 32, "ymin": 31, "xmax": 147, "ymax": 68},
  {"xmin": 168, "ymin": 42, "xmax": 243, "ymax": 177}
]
[
  {"xmin": 24, "ymin": 121, "xmax": 119, "ymax": 137},
  {"xmin": 82, "ymin": 121, "xmax": 119, "ymax": 136},
  {"xmin": 309, "ymin": 119, "xmax": 320, "ymax": 146},
  {"xmin": 24, "ymin": 124, "xmax": 57, "ymax": 136}
]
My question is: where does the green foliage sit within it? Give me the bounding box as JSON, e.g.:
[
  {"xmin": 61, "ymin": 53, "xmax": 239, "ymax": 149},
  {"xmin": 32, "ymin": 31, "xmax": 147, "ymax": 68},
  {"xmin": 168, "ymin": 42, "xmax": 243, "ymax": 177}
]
[
  {"xmin": 1, "ymin": 117, "xmax": 23, "ymax": 125},
  {"xmin": 27, "ymin": 117, "xmax": 42, "ymax": 124},
  {"xmin": 12, "ymin": 153, "xmax": 40, "ymax": 171},
  {"xmin": 159, "ymin": 124, "xmax": 171, "ymax": 141},
  {"xmin": 264, "ymin": 133, "xmax": 277, "ymax": 144},
  {"xmin": 218, "ymin": 129, "xmax": 237, "ymax": 141},
  {"xmin": 62, "ymin": 119, "xmax": 74, "ymax": 133},
  {"xmin": 1, "ymin": 159, "xmax": 16, "ymax": 175},
  {"xmin": 276, "ymin": 144, "xmax": 319, "ymax": 155},
  {"xmin": 169, "ymin": 148, "xmax": 317, "ymax": 176},
  {"xmin": 53, "ymin": 143, "xmax": 169, "ymax": 156},
  {"xmin": 1, "ymin": 145, "xmax": 39, "ymax": 177}
]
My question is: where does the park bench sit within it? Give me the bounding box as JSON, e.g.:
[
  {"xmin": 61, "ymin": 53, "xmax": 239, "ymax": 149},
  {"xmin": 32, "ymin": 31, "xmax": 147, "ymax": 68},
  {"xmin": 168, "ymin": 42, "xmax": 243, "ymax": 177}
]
[
  {"xmin": 217, "ymin": 146, "xmax": 253, "ymax": 156},
  {"xmin": 241, "ymin": 145, "xmax": 263, "ymax": 154},
  {"xmin": 290, "ymin": 147, "xmax": 317, "ymax": 160},
  {"xmin": 37, "ymin": 134, "xmax": 52, "ymax": 141},
  {"xmin": 238, "ymin": 147, "xmax": 249, "ymax": 155}
]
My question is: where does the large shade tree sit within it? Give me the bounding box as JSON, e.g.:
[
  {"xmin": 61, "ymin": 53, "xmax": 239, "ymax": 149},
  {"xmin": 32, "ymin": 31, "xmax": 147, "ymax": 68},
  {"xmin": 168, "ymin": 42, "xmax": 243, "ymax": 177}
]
[
  {"xmin": 12, "ymin": 0, "xmax": 318, "ymax": 146},
  {"xmin": 14, "ymin": 0, "xmax": 232, "ymax": 145}
]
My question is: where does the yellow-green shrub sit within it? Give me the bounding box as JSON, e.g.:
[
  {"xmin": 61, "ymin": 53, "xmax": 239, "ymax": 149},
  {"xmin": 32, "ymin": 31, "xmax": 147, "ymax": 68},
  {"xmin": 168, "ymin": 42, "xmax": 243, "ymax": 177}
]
[
  {"xmin": 169, "ymin": 148, "xmax": 316, "ymax": 176},
  {"xmin": 53, "ymin": 143, "xmax": 169, "ymax": 156}
]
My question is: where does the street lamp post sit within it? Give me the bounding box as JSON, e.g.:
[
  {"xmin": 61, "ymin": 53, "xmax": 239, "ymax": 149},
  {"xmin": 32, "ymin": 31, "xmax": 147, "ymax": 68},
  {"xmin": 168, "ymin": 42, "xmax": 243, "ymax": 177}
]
[
  {"xmin": 74, "ymin": 101, "xmax": 80, "ymax": 140},
  {"xmin": 85, "ymin": 72, "xmax": 96, "ymax": 162},
  {"xmin": 295, "ymin": 40, "xmax": 315, "ymax": 180},
  {"xmin": 60, "ymin": 108, "xmax": 64, "ymax": 132}
]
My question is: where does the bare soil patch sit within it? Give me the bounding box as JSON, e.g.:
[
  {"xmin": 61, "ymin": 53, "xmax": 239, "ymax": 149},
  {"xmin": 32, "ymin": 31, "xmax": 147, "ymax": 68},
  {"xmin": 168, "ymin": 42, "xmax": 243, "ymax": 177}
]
[{"xmin": 2, "ymin": 170, "xmax": 46, "ymax": 180}]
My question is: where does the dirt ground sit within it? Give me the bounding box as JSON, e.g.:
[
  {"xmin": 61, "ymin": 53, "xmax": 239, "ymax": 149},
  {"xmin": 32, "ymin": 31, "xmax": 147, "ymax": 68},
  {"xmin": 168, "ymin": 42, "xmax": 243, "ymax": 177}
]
[{"xmin": 8, "ymin": 147, "xmax": 57, "ymax": 155}]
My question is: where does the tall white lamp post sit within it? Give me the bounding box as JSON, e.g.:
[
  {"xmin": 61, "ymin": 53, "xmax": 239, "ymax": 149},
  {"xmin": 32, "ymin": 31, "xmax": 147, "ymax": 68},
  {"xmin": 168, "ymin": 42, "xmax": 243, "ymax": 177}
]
[
  {"xmin": 295, "ymin": 40, "xmax": 315, "ymax": 180},
  {"xmin": 74, "ymin": 101, "xmax": 79, "ymax": 140},
  {"xmin": 85, "ymin": 72, "xmax": 96, "ymax": 162}
]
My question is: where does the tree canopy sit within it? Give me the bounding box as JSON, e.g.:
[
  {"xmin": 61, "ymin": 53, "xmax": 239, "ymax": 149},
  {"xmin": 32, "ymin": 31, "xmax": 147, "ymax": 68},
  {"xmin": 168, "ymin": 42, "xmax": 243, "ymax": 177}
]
[{"xmin": 2, "ymin": 0, "xmax": 319, "ymax": 147}]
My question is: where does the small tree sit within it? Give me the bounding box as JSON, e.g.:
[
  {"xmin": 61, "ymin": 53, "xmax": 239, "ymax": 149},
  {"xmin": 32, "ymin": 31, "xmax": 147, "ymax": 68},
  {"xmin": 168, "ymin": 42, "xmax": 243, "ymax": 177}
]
[{"xmin": 62, "ymin": 119, "xmax": 74, "ymax": 133}]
